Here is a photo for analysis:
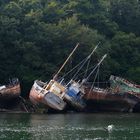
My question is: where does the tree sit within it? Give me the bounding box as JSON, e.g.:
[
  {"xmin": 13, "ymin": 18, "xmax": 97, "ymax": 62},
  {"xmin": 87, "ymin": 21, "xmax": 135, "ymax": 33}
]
[{"xmin": 110, "ymin": 0, "xmax": 140, "ymax": 35}]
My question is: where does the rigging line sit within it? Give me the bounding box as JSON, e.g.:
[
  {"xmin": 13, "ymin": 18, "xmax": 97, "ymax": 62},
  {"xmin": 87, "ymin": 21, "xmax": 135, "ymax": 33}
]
[
  {"xmin": 72, "ymin": 42, "xmax": 101, "ymax": 80},
  {"xmin": 97, "ymin": 65, "xmax": 100, "ymax": 88},
  {"xmin": 85, "ymin": 54, "xmax": 107, "ymax": 83},
  {"xmin": 60, "ymin": 56, "xmax": 89, "ymax": 80},
  {"xmin": 53, "ymin": 43, "xmax": 80, "ymax": 80},
  {"xmin": 89, "ymin": 65, "xmax": 100, "ymax": 94},
  {"xmin": 83, "ymin": 58, "xmax": 91, "ymax": 79},
  {"xmin": 87, "ymin": 81, "xmax": 109, "ymax": 83},
  {"xmin": 74, "ymin": 64, "xmax": 97, "ymax": 79}
]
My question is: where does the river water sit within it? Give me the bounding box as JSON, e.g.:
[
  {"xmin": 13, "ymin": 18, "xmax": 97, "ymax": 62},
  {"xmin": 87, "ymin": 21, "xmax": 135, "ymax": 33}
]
[{"xmin": 0, "ymin": 113, "xmax": 140, "ymax": 140}]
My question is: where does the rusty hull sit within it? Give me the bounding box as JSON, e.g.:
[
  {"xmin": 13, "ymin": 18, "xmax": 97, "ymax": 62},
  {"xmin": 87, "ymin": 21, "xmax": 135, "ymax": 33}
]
[
  {"xmin": 84, "ymin": 88, "xmax": 140, "ymax": 112},
  {"xmin": 0, "ymin": 84, "xmax": 20, "ymax": 100}
]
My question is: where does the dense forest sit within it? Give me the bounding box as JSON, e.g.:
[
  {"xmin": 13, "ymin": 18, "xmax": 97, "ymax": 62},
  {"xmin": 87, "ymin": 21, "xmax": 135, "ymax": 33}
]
[{"xmin": 0, "ymin": 0, "xmax": 140, "ymax": 96}]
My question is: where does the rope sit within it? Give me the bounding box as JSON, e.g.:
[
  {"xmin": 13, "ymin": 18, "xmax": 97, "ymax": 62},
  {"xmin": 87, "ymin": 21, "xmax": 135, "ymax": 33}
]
[
  {"xmin": 60, "ymin": 56, "xmax": 88, "ymax": 80},
  {"xmin": 85, "ymin": 54, "xmax": 107, "ymax": 82},
  {"xmin": 83, "ymin": 59, "xmax": 91, "ymax": 79},
  {"xmin": 72, "ymin": 42, "xmax": 100, "ymax": 80},
  {"xmin": 89, "ymin": 66, "xmax": 100, "ymax": 94},
  {"xmin": 97, "ymin": 66, "xmax": 100, "ymax": 88},
  {"xmin": 74, "ymin": 64, "xmax": 97, "ymax": 79}
]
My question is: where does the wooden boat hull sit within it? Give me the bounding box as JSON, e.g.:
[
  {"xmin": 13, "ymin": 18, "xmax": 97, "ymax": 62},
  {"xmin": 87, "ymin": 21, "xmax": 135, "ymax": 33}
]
[
  {"xmin": 0, "ymin": 80, "xmax": 21, "ymax": 109},
  {"xmin": 0, "ymin": 84, "xmax": 20, "ymax": 99},
  {"xmin": 84, "ymin": 88, "xmax": 140, "ymax": 112},
  {"xmin": 29, "ymin": 80, "xmax": 66, "ymax": 111}
]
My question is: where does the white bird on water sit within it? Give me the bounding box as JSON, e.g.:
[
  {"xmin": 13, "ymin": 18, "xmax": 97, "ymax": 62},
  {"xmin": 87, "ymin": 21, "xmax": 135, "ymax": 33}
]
[{"xmin": 107, "ymin": 124, "xmax": 114, "ymax": 133}]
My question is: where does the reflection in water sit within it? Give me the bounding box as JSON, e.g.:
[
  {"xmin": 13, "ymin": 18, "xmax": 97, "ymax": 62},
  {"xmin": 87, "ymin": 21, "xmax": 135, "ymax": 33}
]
[{"xmin": 0, "ymin": 113, "xmax": 140, "ymax": 140}]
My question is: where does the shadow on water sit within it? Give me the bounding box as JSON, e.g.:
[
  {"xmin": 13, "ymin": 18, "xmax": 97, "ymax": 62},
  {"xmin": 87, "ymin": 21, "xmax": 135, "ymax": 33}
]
[{"xmin": 0, "ymin": 113, "xmax": 140, "ymax": 140}]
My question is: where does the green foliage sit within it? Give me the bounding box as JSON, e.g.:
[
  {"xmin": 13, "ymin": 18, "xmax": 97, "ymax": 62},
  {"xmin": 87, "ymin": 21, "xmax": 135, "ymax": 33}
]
[
  {"xmin": 110, "ymin": 0, "xmax": 140, "ymax": 35},
  {"xmin": 109, "ymin": 31, "xmax": 140, "ymax": 82},
  {"xmin": 0, "ymin": 0, "xmax": 140, "ymax": 96}
]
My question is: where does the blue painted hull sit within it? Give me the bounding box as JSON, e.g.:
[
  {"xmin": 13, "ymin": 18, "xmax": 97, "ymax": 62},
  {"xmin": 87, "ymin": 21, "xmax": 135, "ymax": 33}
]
[{"xmin": 64, "ymin": 89, "xmax": 86, "ymax": 110}]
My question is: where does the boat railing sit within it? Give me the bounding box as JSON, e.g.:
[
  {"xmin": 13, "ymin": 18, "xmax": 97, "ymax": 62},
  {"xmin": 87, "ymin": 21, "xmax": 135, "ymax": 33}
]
[{"xmin": 111, "ymin": 75, "xmax": 140, "ymax": 88}]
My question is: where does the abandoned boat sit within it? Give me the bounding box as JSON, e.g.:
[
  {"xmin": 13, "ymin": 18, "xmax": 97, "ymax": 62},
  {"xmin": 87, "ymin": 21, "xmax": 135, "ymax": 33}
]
[
  {"xmin": 79, "ymin": 60, "xmax": 140, "ymax": 112},
  {"xmin": 0, "ymin": 78, "xmax": 21, "ymax": 109},
  {"xmin": 29, "ymin": 43, "xmax": 80, "ymax": 111},
  {"xmin": 84, "ymin": 86, "xmax": 140, "ymax": 112},
  {"xmin": 64, "ymin": 53, "xmax": 107, "ymax": 111},
  {"xmin": 63, "ymin": 43, "xmax": 102, "ymax": 110},
  {"xmin": 0, "ymin": 78, "xmax": 20, "ymax": 98},
  {"xmin": 29, "ymin": 80, "xmax": 66, "ymax": 110},
  {"xmin": 110, "ymin": 75, "xmax": 140, "ymax": 97}
]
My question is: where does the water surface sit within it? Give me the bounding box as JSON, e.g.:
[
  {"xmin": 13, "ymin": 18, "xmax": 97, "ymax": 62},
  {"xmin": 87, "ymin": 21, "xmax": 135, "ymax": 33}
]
[{"xmin": 0, "ymin": 113, "xmax": 140, "ymax": 140}]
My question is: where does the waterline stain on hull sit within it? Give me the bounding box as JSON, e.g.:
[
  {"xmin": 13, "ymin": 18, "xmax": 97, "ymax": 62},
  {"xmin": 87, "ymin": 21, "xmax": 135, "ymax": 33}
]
[
  {"xmin": 84, "ymin": 88, "xmax": 140, "ymax": 112},
  {"xmin": 29, "ymin": 80, "xmax": 66, "ymax": 111}
]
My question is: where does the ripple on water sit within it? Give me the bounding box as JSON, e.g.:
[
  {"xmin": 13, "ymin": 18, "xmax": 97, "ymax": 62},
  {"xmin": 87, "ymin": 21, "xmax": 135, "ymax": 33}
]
[{"xmin": 0, "ymin": 113, "xmax": 140, "ymax": 140}]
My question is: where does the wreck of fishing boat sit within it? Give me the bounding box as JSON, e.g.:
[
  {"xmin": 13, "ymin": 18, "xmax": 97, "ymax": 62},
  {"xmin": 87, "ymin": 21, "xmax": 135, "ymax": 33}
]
[
  {"xmin": 63, "ymin": 43, "xmax": 105, "ymax": 110},
  {"xmin": 84, "ymin": 86, "xmax": 140, "ymax": 112},
  {"xmin": 76, "ymin": 55, "xmax": 140, "ymax": 112},
  {"xmin": 64, "ymin": 55, "xmax": 108, "ymax": 111},
  {"xmin": 110, "ymin": 75, "xmax": 140, "ymax": 95},
  {"xmin": 0, "ymin": 78, "xmax": 21, "ymax": 109},
  {"xmin": 29, "ymin": 80, "xmax": 66, "ymax": 111},
  {"xmin": 83, "ymin": 74, "xmax": 140, "ymax": 112},
  {"xmin": 29, "ymin": 43, "xmax": 80, "ymax": 111}
]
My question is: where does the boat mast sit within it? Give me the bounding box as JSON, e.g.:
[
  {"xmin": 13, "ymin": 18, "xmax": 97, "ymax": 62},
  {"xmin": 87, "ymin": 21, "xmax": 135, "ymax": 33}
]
[
  {"xmin": 72, "ymin": 42, "xmax": 100, "ymax": 80},
  {"xmin": 53, "ymin": 43, "xmax": 80, "ymax": 80},
  {"xmin": 82, "ymin": 54, "xmax": 107, "ymax": 84}
]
